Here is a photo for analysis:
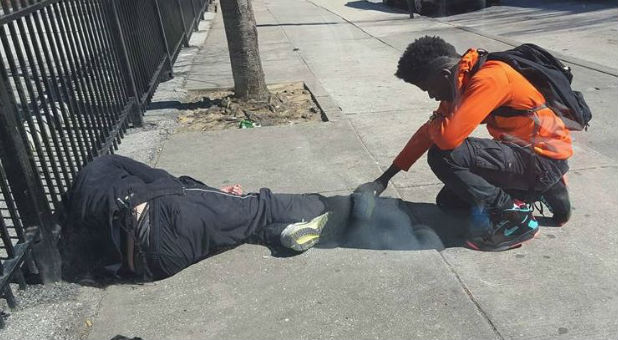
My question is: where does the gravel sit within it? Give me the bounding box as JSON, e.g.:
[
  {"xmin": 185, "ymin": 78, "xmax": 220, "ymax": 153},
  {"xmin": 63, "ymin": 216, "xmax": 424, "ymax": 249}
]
[{"xmin": 0, "ymin": 282, "xmax": 105, "ymax": 340}]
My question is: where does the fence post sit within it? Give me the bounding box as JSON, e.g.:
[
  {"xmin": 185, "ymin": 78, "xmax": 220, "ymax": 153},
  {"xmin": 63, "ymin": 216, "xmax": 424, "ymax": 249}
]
[
  {"xmin": 0, "ymin": 69, "xmax": 62, "ymax": 283},
  {"xmin": 175, "ymin": 0, "xmax": 190, "ymax": 47},
  {"xmin": 0, "ymin": 261, "xmax": 18, "ymax": 309},
  {"xmin": 190, "ymin": 0, "xmax": 199, "ymax": 31},
  {"xmin": 108, "ymin": 0, "xmax": 143, "ymax": 126},
  {"xmin": 152, "ymin": 0, "xmax": 174, "ymax": 80}
]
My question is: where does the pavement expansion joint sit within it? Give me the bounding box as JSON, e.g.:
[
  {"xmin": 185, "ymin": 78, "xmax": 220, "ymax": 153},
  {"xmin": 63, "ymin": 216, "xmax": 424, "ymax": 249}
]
[{"xmin": 439, "ymin": 252, "xmax": 506, "ymax": 340}]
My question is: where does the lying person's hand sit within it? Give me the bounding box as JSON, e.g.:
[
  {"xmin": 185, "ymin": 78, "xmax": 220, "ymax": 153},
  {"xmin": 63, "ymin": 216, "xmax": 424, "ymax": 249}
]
[
  {"xmin": 220, "ymin": 184, "xmax": 243, "ymax": 195},
  {"xmin": 354, "ymin": 180, "xmax": 386, "ymax": 197}
]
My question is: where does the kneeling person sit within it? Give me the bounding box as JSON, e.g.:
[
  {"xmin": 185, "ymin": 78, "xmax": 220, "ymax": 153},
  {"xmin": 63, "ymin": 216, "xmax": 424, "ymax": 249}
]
[{"xmin": 356, "ymin": 36, "xmax": 573, "ymax": 251}]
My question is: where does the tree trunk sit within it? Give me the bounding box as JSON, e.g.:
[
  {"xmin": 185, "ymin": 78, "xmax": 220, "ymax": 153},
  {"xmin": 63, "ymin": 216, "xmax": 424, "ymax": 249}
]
[{"xmin": 220, "ymin": 0, "xmax": 270, "ymax": 101}]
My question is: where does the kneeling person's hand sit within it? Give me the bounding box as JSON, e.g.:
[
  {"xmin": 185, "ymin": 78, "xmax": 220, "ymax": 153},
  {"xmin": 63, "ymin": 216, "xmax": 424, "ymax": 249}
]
[{"xmin": 354, "ymin": 180, "xmax": 386, "ymax": 197}]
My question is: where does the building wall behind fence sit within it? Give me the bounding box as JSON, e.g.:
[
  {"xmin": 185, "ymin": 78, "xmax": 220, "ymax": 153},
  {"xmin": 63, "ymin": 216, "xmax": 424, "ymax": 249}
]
[{"xmin": 0, "ymin": 0, "xmax": 210, "ymax": 316}]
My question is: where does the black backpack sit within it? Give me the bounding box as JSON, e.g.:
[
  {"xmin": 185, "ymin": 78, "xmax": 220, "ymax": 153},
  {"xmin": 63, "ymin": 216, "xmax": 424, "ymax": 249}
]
[{"xmin": 474, "ymin": 44, "xmax": 592, "ymax": 131}]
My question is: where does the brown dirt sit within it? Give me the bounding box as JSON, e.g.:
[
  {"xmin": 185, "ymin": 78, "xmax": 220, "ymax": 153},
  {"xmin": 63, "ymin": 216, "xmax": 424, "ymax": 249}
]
[{"xmin": 177, "ymin": 82, "xmax": 323, "ymax": 131}]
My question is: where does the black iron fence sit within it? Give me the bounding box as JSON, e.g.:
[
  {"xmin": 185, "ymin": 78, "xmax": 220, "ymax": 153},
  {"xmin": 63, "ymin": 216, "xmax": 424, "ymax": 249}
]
[{"xmin": 0, "ymin": 0, "xmax": 210, "ymax": 324}]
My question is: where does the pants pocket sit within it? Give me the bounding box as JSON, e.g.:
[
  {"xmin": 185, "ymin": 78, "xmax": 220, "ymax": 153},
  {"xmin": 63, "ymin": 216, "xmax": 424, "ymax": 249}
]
[
  {"xmin": 534, "ymin": 157, "xmax": 565, "ymax": 192},
  {"xmin": 472, "ymin": 143, "xmax": 510, "ymax": 172}
]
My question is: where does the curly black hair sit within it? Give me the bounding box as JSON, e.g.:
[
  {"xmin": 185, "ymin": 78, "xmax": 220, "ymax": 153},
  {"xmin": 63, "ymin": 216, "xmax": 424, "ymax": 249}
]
[{"xmin": 395, "ymin": 36, "xmax": 459, "ymax": 84}]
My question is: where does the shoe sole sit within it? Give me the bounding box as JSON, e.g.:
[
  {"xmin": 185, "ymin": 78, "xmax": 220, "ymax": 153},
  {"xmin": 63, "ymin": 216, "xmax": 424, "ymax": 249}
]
[
  {"xmin": 466, "ymin": 227, "xmax": 540, "ymax": 252},
  {"xmin": 281, "ymin": 212, "xmax": 330, "ymax": 252}
]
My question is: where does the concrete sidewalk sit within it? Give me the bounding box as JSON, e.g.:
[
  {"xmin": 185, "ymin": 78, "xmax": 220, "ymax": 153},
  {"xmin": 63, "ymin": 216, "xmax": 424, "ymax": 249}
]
[{"xmin": 88, "ymin": 1, "xmax": 618, "ymax": 339}]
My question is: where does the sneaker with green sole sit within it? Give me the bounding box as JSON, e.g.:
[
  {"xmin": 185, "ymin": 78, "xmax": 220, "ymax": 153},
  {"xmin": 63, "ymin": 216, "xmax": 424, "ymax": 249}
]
[{"xmin": 280, "ymin": 212, "xmax": 330, "ymax": 252}]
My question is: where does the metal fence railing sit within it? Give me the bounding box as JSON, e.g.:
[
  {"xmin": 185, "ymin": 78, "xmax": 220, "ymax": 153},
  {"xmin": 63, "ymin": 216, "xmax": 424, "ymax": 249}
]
[{"xmin": 0, "ymin": 0, "xmax": 210, "ymax": 325}]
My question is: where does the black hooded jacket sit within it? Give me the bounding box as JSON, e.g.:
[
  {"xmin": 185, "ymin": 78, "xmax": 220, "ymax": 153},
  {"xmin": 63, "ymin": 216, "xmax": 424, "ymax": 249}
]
[{"xmin": 65, "ymin": 155, "xmax": 190, "ymax": 258}]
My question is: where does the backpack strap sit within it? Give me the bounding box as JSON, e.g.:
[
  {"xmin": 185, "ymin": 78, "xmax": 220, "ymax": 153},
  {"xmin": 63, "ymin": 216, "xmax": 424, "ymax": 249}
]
[
  {"xmin": 526, "ymin": 113, "xmax": 542, "ymax": 197},
  {"xmin": 491, "ymin": 104, "xmax": 547, "ymax": 118},
  {"xmin": 471, "ymin": 48, "xmax": 555, "ymax": 196},
  {"xmin": 471, "ymin": 49, "xmax": 547, "ymax": 196},
  {"xmin": 471, "ymin": 49, "xmax": 489, "ymax": 74}
]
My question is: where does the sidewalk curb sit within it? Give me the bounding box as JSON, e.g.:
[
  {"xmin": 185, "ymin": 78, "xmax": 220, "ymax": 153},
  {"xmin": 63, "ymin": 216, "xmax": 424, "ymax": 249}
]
[{"xmin": 304, "ymin": 82, "xmax": 344, "ymax": 122}]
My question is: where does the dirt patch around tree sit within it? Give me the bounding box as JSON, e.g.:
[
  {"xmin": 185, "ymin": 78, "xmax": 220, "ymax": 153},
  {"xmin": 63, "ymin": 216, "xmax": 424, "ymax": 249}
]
[{"xmin": 177, "ymin": 82, "xmax": 325, "ymax": 131}]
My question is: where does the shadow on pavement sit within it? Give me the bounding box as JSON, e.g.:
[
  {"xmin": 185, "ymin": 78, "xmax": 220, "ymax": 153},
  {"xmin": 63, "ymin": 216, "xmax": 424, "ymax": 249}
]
[
  {"xmin": 451, "ymin": 0, "xmax": 617, "ymax": 37},
  {"xmin": 501, "ymin": 0, "xmax": 616, "ymax": 13},
  {"xmin": 313, "ymin": 193, "xmax": 563, "ymax": 253},
  {"xmin": 314, "ymin": 195, "xmax": 466, "ymax": 252},
  {"xmin": 344, "ymin": 0, "xmax": 406, "ymax": 14},
  {"xmin": 148, "ymin": 99, "xmax": 220, "ymax": 111}
]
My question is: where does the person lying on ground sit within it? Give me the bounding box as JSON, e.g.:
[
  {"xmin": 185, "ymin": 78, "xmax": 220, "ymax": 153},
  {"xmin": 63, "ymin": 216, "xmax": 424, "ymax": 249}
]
[
  {"xmin": 60, "ymin": 155, "xmax": 334, "ymax": 282},
  {"xmin": 355, "ymin": 36, "xmax": 572, "ymax": 251}
]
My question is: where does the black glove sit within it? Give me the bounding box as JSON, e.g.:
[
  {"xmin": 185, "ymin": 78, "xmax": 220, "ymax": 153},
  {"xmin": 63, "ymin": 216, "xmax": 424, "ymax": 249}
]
[{"xmin": 354, "ymin": 180, "xmax": 386, "ymax": 197}]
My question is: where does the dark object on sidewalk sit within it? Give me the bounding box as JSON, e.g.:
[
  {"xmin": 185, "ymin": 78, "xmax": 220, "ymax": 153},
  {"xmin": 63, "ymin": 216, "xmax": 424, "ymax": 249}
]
[
  {"xmin": 111, "ymin": 336, "xmax": 143, "ymax": 340},
  {"xmin": 0, "ymin": 309, "xmax": 10, "ymax": 328}
]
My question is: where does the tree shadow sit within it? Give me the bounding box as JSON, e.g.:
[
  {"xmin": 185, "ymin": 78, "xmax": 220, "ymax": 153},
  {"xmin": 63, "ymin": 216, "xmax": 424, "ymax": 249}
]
[{"xmin": 147, "ymin": 98, "xmax": 222, "ymax": 111}]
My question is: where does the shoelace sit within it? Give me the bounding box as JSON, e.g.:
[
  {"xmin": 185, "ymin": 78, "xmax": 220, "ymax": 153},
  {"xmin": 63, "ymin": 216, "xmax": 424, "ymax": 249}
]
[
  {"xmin": 532, "ymin": 200, "xmax": 545, "ymax": 217},
  {"xmin": 529, "ymin": 196, "xmax": 557, "ymax": 218},
  {"xmin": 514, "ymin": 198, "xmax": 548, "ymax": 217},
  {"xmin": 539, "ymin": 196, "xmax": 554, "ymax": 214},
  {"xmin": 474, "ymin": 201, "xmax": 535, "ymax": 240}
]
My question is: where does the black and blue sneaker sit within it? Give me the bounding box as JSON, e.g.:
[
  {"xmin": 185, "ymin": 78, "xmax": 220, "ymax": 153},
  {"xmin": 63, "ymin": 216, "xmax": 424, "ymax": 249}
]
[{"xmin": 466, "ymin": 200, "xmax": 539, "ymax": 252}]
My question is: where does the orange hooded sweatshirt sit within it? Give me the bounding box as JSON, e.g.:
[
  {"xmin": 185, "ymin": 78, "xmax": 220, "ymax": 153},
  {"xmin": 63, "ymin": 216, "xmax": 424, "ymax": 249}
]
[{"xmin": 393, "ymin": 49, "xmax": 573, "ymax": 172}]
